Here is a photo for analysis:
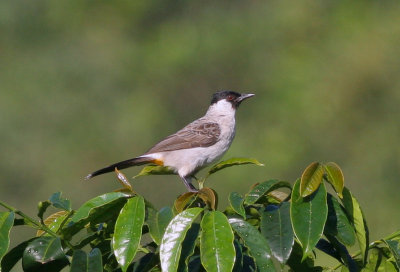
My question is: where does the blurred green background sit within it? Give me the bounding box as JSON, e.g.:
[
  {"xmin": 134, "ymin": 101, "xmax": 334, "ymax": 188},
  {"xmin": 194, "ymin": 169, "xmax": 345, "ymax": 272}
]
[{"xmin": 1, "ymin": 0, "xmax": 400, "ymax": 263}]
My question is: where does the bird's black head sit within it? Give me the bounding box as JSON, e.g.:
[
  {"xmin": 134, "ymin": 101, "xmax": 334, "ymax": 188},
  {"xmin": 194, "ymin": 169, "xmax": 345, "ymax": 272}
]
[{"xmin": 211, "ymin": 91, "xmax": 255, "ymax": 108}]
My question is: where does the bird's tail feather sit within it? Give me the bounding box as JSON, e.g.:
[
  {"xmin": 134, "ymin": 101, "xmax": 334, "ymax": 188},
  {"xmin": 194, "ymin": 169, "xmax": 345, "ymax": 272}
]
[{"xmin": 85, "ymin": 156, "xmax": 152, "ymax": 179}]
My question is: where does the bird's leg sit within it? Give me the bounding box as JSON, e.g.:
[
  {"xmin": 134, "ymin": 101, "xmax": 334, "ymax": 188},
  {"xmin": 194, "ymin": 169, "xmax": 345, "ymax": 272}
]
[{"xmin": 181, "ymin": 176, "xmax": 199, "ymax": 192}]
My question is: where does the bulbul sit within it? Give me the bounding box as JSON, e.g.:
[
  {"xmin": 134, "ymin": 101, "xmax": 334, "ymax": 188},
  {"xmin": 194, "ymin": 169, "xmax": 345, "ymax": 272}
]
[{"xmin": 86, "ymin": 91, "xmax": 254, "ymax": 192}]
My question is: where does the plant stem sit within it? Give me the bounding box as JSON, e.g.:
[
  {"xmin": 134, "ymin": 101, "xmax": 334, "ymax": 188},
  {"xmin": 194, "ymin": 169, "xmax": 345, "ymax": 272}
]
[{"xmin": 0, "ymin": 200, "xmax": 58, "ymax": 237}]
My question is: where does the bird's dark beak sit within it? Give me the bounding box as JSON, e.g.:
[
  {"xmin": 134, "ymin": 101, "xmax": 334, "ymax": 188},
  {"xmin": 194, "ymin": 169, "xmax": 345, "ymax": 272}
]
[{"xmin": 236, "ymin": 93, "xmax": 255, "ymax": 103}]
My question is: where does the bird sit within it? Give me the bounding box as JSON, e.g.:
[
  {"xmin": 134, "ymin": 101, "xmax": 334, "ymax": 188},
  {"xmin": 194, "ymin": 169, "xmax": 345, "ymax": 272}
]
[{"xmin": 86, "ymin": 91, "xmax": 255, "ymax": 192}]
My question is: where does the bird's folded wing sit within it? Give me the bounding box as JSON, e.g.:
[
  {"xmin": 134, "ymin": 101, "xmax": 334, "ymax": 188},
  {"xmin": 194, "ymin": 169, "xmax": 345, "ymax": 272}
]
[{"xmin": 145, "ymin": 121, "xmax": 221, "ymax": 153}]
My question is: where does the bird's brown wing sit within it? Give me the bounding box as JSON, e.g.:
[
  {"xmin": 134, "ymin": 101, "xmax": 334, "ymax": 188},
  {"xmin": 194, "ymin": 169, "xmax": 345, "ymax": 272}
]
[{"xmin": 145, "ymin": 120, "xmax": 221, "ymax": 153}]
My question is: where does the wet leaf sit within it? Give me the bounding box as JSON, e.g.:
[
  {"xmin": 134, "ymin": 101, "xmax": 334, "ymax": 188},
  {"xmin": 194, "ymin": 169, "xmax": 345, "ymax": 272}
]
[
  {"xmin": 342, "ymin": 187, "xmax": 369, "ymax": 265},
  {"xmin": 229, "ymin": 218, "xmax": 275, "ymax": 271},
  {"xmin": 178, "ymin": 223, "xmax": 200, "ymax": 272},
  {"xmin": 324, "ymin": 162, "xmax": 344, "ymax": 198},
  {"xmin": 22, "ymin": 236, "xmax": 68, "ymax": 272},
  {"xmin": 147, "ymin": 206, "xmax": 174, "ymax": 245},
  {"xmin": 260, "ymin": 202, "xmax": 294, "ymax": 264},
  {"xmin": 300, "ymin": 162, "xmax": 324, "ymax": 197},
  {"xmin": 160, "ymin": 208, "xmax": 203, "ymax": 272},
  {"xmin": 291, "ymin": 179, "xmax": 328, "ymax": 260},
  {"xmin": 244, "ymin": 179, "xmax": 291, "ymax": 205},
  {"xmin": 36, "ymin": 211, "xmax": 69, "ymax": 236},
  {"xmin": 134, "ymin": 165, "xmax": 175, "ymax": 178},
  {"xmin": 113, "ymin": 196, "xmax": 145, "ymax": 272},
  {"xmin": 62, "ymin": 192, "xmax": 128, "ymax": 238},
  {"xmin": 114, "ymin": 168, "xmax": 134, "ymax": 192},
  {"xmin": 207, "ymin": 157, "xmax": 264, "ymax": 176},
  {"xmin": 200, "ymin": 211, "xmax": 235, "ymax": 272},
  {"xmin": 0, "ymin": 212, "xmax": 15, "ymax": 263},
  {"xmin": 228, "ymin": 192, "xmax": 246, "ymax": 218},
  {"xmin": 1, "ymin": 239, "xmax": 34, "ymax": 272}
]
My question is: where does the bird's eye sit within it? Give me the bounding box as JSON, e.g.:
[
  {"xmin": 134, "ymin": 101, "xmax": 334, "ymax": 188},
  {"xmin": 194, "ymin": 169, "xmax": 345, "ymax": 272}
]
[{"xmin": 227, "ymin": 95, "xmax": 235, "ymax": 101}]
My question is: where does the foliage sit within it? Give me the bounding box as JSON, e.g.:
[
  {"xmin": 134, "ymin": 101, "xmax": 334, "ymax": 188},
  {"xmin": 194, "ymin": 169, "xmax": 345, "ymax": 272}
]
[{"xmin": 0, "ymin": 159, "xmax": 399, "ymax": 271}]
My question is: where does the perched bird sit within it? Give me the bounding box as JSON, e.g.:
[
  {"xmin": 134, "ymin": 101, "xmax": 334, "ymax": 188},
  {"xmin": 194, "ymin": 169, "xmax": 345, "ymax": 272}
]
[{"xmin": 86, "ymin": 91, "xmax": 254, "ymax": 192}]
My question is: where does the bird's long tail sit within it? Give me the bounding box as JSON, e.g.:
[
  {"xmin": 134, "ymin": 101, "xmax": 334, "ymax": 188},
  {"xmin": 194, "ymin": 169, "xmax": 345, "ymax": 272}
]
[{"xmin": 85, "ymin": 156, "xmax": 152, "ymax": 179}]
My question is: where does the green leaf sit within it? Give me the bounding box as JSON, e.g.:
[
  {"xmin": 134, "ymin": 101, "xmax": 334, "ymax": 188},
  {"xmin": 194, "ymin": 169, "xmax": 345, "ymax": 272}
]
[
  {"xmin": 363, "ymin": 247, "xmax": 398, "ymax": 272},
  {"xmin": 325, "ymin": 194, "xmax": 356, "ymax": 246},
  {"xmin": 113, "ymin": 196, "xmax": 145, "ymax": 272},
  {"xmin": 147, "ymin": 206, "xmax": 174, "ymax": 245},
  {"xmin": 178, "ymin": 223, "xmax": 200, "ymax": 272},
  {"xmin": 228, "ymin": 192, "xmax": 246, "ymax": 218},
  {"xmin": 341, "ymin": 187, "xmax": 369, "ymax": 265},
  {"xmin": 134, "ymin": 165, "xmax": 175, "ymax": 178},
  {"xmin": 37, "ymin": 211, "xmax": 69, "ymax": 236},
  {"xmin": 384, "ymin": 239, "xmax": 400, "ymax": 269},
  {"xmin": 324, "ymin": 162, "xmax": 344, "ymax": 198},
  {"xmin": 260, "ymin": 202, "xmax": 294, "ymax": 264},
  {"xmin": 22, "ymin": 236, "xmax": 68, "ymax": 272},
  {"xmin": 286, "ymin": 241, "xmax": 316, "ymax": 272},
  {"xmin": 160, "ymin": 208, "xmax": 203, "ymax": 272},
  {"xmin": 290, "ymin": 178, "xmax": 328, "ymax": 260},
  {"xmin": 244, "ymin": 179, "xmax": 291, "ymax": 205},
  {"xmin": 0, "ymin": 212, "xmax": 15, "ymax": 263},
  {"xmin": 62, "ymin": 192, "xmax": 128, "ymax": 238},
  {"xmin": 70, "ymin": 248, "xmax": 103, "ymax": 272},
  {"xmin": 200, "ymin": 211, "xmax": 235, "ymax": 272},
  {"xmin": 1, "ymin": 239, "xmax": 34, "ymax": 272},
  {"xmin": 207, "ymin": 157, "xmax": 263, "ymax": 176},
  {"xmin": 300, "ymin": 162, "xmax": 325, "ymax": 197},
  {"xmin": 49, "ymin": 192, "xmax": 72, "ymax": 211},
  {"xmin": 229, "ymin": 218, "xmax": 275, "ymax": 271}
]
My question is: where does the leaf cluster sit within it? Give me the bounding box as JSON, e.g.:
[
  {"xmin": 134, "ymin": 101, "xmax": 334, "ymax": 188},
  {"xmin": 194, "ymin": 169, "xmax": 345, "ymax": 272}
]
[{"xmin": 0, "ymin": 159, "xmax": 399, "ymax": 271}]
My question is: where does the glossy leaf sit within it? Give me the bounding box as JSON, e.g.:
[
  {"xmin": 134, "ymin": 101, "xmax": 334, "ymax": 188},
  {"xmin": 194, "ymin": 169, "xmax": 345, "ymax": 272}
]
[
  {"xmin": 1, "ymin": 239, "xmax": 34, "ymax": 272},
  {"xmin": 160, "ymin": 208, "xmax": 203, "ymax": 272},
  {"xmin": 325, "ymin": 194, "xmax": 356, "ymax": 246},
  {"xmin": 290, "ymin": 178, "xmax": 328, "ymax": 259},
  {"xmin": 147, "ymin": 206, "xmax": 174, "ymax": 245},
  {"xmin": 341, "ymin": 187, "xmax": 369, "ymax": 265},
  {"xmin": 229, "ymin": 192, "xmax": 246, "ymax": 218},
  {"xmin": 63, "ymin": 192, "xmax": 127, "ymax": 238},
  {"xmin": 178, "ymin": 223, "xmax": 200, "ymax": 272},
  {"xmin": 198, "ymin": 187, "xmax": 218, "ymax": 210},
  {"xmin": 207, "ymin": 157, "xmax": 263, "ymax": 176},
  {"xmin": 37, "ymin": 211, "xmax": 69, "ymax": 236},
  {"xmin": 200, "ymin": 211, "xmax": 235, "ymax": 272},
  {"xmin": 114, "ymin": 168, "xmax": 134, "ymax": 193},
  {"xmin": 244, "ymin": 179, "xmax": 291, "ymax": 205},
  {"xmin": 113, "ymin": 196, "xmax": 145, "ymax": 272},
  {"xmin": 0, "ymin": 212, "xmax": 15, "ymax": 263},
  {"xmin": 134, "ymin": 165, "xmax": 175, "ymax": 178},
  {"xmin": 324, "ymin": 162, "xmax": 344, "ymax": 198},
  {"xmin": 49, "ymin": 192, "xmax": 71, "ymax": 211},
  {"xmin": 384, "ymin": 239, "xmax": 400, "ymax": 268},
  {"xmin": 22, "ymin": 236, "xmax": 68, "ymax": 272},
  {"xmin": 260, "ymin": 202, "xmax": 294, "ymax": 264},
  {"xmin": 229, "ymin": 218, "xmax": 275, "ymax": 271},
  {"xmin": 70, "ymin": 248, "xmax": 103, "ymax": 272},
  {"xmin": 300, "ymin": 162, "xmax": 324, "ymax": 197},
  {"xmin": 286, "ymin": 241, "xmax": 317, "ymax": 271},
  {"xmin": 174, "ymin": 192, "xmax": 197, "ymax": 213}
]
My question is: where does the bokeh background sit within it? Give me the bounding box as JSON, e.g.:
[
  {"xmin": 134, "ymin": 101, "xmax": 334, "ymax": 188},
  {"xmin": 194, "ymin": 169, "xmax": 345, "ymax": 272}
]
[{"xmin": 1, "ymin": 0, "xmax": 400, "ymax": 267}]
